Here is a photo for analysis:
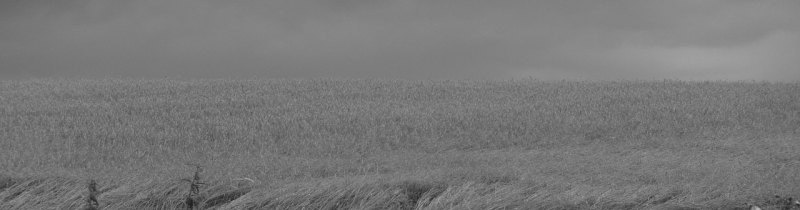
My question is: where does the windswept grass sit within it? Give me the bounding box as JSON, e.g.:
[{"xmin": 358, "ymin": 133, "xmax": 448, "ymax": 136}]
[{"xmin": 1, "ymin": 78, "xmax": 799, "ymax": 209}]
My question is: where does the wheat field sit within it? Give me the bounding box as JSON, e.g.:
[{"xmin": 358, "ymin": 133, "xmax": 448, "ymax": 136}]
[{"xmin": 1, "ymin": 78, "xmax": 799, "ymax": 209}]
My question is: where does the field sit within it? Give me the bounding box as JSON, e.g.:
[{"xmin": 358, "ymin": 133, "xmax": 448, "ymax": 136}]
[{"xmin": 1, "ymin": 79, "xmax": 799, "ymax": 209}]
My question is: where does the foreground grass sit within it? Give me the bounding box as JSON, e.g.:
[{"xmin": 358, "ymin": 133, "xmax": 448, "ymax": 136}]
[{"xmin": 1, "ymin": 78, "xmax": 799, "ymax": 209}]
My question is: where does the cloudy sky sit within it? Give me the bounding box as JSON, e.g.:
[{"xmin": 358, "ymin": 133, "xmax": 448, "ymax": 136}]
[{"xmin": 1, "ymin": 0, "xmax": 798, "ymax": 80}]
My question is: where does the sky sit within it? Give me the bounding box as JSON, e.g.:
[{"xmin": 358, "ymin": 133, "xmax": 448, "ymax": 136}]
[{"xmin": 0, "ymin": 0, "xmax": 799, "ymax": 81}]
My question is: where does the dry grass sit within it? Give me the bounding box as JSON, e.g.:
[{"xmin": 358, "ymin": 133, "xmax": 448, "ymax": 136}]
[{"xmin": 1, "ymin": 78, "xmax": 800, "ymax": 209}]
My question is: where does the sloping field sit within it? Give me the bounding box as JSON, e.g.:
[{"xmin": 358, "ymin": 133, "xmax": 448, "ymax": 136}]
[{"xmin": 1, "ymin": 79, "xmax": 799, "ymax": 209}]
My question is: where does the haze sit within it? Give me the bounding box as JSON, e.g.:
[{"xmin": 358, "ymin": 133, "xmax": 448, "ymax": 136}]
[{"xmin": 1, "ymin": 0, "xmax": 799, "ymax": 81}]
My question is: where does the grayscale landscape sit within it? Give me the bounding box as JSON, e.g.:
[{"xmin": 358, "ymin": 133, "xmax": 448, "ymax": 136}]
[{"xmin": 1, "ymin": 0, "xmax": 799, "ymax": 209}]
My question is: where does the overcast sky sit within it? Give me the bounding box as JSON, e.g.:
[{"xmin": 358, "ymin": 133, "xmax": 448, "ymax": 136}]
[{"xmin": 1, "ymin": 0, "xmax": 798, "ymax": 81}]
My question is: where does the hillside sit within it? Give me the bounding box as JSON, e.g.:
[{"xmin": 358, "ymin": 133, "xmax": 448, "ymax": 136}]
[{"xmin": 1, "ymin": 79, "xmax": 799, "ymax": 209}]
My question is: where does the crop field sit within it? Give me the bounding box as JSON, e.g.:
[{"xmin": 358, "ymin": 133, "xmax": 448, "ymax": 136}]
[{"xmin": 1, "ymin": 79, "xmax": 800, "ymax": 209}]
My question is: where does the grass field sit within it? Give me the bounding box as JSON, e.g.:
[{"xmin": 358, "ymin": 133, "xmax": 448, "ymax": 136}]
[{"xmin": 1, "ymin": 78, "xmax": 799, "ymax": 209}]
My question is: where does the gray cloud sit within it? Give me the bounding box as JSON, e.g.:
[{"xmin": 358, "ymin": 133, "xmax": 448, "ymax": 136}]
[{"xmin": 1, "ymin": 0, "xmax": 798, "ymax": 80}]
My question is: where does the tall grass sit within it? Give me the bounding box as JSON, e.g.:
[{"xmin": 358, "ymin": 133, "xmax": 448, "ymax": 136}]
[{"xmin": 1, "ymin": 78, "xmax": 799, "ymax": 209}]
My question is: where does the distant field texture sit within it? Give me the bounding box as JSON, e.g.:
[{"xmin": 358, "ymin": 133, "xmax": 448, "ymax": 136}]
[{"xmin": 1, "ymin": 79, "xmax": 799, "ymax": 209}]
